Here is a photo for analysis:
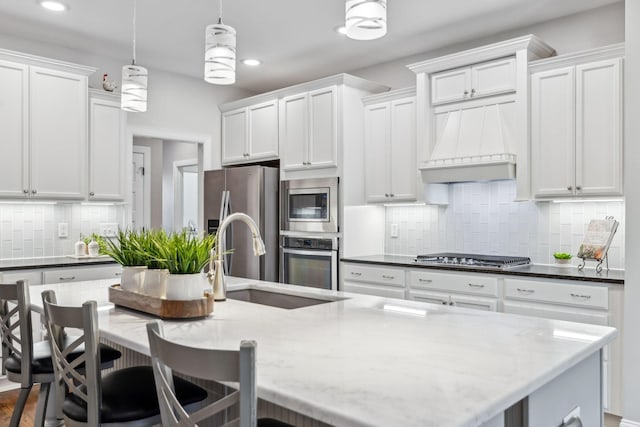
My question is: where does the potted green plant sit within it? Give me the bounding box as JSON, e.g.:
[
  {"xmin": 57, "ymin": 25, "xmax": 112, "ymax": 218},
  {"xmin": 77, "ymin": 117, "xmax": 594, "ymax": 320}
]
[
  {"xmin": 553, "ymin": 252, "xmax": 573, "ymax": 266},
  {"xmin": 138, "ymin": 229, "xmax": 170, "ymax": 298},
  {"xmin": 101, "ymin": 230, "xmax": 148, "ymax": 293},
  {"xmin": 154, "ymin": 230, "xmax": 216, "ymax": 300}
]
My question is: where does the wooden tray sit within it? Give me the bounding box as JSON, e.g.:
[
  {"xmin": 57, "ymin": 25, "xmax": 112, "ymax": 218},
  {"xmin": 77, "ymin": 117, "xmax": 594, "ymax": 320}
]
[{"xmin": 108, "ymin": 284, "xmax": 214, "ymax": 319}]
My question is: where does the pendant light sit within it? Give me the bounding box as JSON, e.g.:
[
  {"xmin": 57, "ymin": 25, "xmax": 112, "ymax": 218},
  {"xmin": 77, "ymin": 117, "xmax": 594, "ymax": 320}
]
[
  {"xmin": 121, "ymin": 0, "xmax": 148, "ymax": 112},
  {"xmin": 345, "ymin": 0, "xmax": 387, "ymax": 41},
  {"xmin": 204, "ymin": 0, "xmax": 236, "ymax": 85}
]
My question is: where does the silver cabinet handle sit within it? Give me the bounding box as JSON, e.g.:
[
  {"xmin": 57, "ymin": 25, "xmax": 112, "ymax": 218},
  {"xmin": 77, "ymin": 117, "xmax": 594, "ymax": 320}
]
[
  {"xmin": 23, "ymin": 189, "xmax": 29, "ymax": 194},
  {"xmin": 31, "ymin": 189, "xmax": 37, "ymax": 194},
  {"xmin": 350, "ymin": 272, "xmax": 362, "ymax": 276},
  {"xmin": 468, "ymin": 283, "xmax": 485, "ymax": 288},
  {"xmin": 114, "ymin": 272, "xmax": 122, "ymax": 276},
  {"xmin": 441, "ymin": 301, "xmax": 448, "ymax": 305},
  {"xmin": 59, "ymin": 276, "xmax": 75, "ymax": 281},
  {"xmin": 567, "ymin": 186, "xmax": 573, "ymax": 191},
  {"xmin": 517, "ymin": 288, "xmax": 535, "ymax": 294},
  {"xmin": 570, "ymin": 293, "xmax": 591, "ymax": 300},
  {"xmin": 576, "ymin": 186, "xmax": 582, "ymax": 190},
  {"xmin": 470, "ymin": 88, "xmax": 476, "ymax": 96},
  {"xmin": 382, "ymin": 275, "xmax": 395, "ymax": 280},
  {"xmin": 463, "ymin": 90, "xmax": 469, "ymax": 96},
  {"xmin": 418, "ymin": 278, "xmax": 432, "ymax": 283},
  {"xmin": 390, "ymin": 193, "xmax": 395, "ymax": 197},
  {"xmin": 449, "ymin": 301, "xmax": 455, "ymax": 306},
  {"xmin": 89, "ymin": 192, "xmax": 95, "ymax": 196},
  {"xmin": 385, "ymin": 193, "xmax": 389, "ymax": 197}
]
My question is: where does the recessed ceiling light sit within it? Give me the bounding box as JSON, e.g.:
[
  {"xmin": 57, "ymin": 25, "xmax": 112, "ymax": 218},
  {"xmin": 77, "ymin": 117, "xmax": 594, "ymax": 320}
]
[
  {"xmin": 39, "ymin": 0, "xmax": 69, "ymax": 12},
  {"xmin": 242, "ymin": 59, "xmax": 262, "ymax": 67},
  {"xmin": 335, "ymin": 26, "xmax": 347, "ymax": 35}
]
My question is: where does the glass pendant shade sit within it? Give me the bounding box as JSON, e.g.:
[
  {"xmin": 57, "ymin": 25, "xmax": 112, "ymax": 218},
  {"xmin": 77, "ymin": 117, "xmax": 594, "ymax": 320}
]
[
  {"xmin": 121, "ymin": 64, "xmax": 148, "ymax": 112},
  {"xmin": 204, "ymin": 22, "xmax": 236, "ymax": 85},
  {"xmin": 345, "ymin": 0, "xmax": 387, "ymax": 40}
]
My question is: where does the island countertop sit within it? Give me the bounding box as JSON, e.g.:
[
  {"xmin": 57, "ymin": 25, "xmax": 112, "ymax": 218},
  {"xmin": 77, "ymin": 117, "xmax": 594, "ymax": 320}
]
[{"xmin": 29, "ymin": 278, "xmax": 616, "ymax": 427}]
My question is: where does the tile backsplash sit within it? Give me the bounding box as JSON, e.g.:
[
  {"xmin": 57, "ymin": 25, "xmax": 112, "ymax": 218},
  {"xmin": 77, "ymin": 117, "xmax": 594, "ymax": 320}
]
[
  {"xmin": 0, "ymin": 203, "xmax": 126, "ymax": 259},
  {"xmin": 385, "ymin": 181, "xmax": 625, "ymax": 269}
]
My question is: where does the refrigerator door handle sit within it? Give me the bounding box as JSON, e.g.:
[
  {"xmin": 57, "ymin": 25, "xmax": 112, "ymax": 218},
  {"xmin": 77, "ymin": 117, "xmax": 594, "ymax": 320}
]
[{"xmin": 225, "ymin": 191, "xmax": 233, "ymax": 275}]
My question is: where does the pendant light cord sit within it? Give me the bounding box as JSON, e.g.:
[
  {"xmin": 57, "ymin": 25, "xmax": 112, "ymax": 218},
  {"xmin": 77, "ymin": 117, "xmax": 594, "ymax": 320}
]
[
  {"xmin": 218, "ymin": 0, "xmax": 223, "ymax": 24},
  {"xmin": 132, "ymin": 0, "xmax": 137, "ymax": 65}
]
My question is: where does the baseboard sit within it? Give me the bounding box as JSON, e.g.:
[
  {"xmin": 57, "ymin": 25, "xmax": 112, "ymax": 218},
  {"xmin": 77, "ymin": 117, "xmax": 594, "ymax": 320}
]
[{"xmin": 620, "ymin": 419, "xmax": 640, "ymax": 427}]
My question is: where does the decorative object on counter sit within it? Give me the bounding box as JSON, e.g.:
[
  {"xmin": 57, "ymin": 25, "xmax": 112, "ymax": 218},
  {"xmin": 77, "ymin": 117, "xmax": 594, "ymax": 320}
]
[
  {"xmin": 74, "ymin": 236, "xmax": 87, "ymax": 257},
  {"xmin": 345, "ymin": 0, "xmax": 387, "ymax": 40},
  {"xmin": 102, "ymin": 73, "xmax": 117, "ymax": 92},
  {"xmin": 108, "ymin": 284, "xmax": 214, "ymax": 318},
  {"xmin": 87, "ymin": 238, "xmax": 100, "ymax": 257},
  {"xmin": 553, "ymin": 252, "xmax": 573, "ymax": 266},
  {"xmin": 121, "ymin": 0, "xmax": 148, "ymax": 112},
  {"xmin": 577, "ymin": 216, "xmax": 619, "ymax": 273},
  {"xmin": 204, "ymin": 0, "xmax": 236, "ymax": 85},
  {"xmin": 101, "ymin": 229, "xmax": 148, "ymax": 293},
  {"xmin": 138, "ymin": 229, "xmax": 170, "ymax": 298}
]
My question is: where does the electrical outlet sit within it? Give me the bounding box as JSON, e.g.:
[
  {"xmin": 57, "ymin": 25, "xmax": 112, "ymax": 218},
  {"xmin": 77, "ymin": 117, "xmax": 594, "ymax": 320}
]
[
  {"xmin": 390, "ymin": 223, "xmax": 399, "ymax": 238},
  {"xmin": 99, "ymin": 223, "xmax": 119, "ymax": 238},
  {"xmin": 57, "ymin": 223, "xmax": 68, "ymax": 238}
]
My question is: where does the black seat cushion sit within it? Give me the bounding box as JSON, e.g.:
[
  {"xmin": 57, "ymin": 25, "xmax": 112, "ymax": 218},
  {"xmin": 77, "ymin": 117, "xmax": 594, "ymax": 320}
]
[
  {"xmin": 4, "ymin": 341, "xmax": 121, "ymax": 375},
  {"xmin": 258, "ymin": 418, "xmax": 295, "ymax": 427},
  {"xmin": 63, "ymin": 365, "xmax": 207, "ymax": 423}
]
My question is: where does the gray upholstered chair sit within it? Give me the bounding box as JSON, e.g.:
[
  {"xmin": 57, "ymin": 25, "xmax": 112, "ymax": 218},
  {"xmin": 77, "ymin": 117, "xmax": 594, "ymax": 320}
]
[
  {"xmin": 41, "ymin": 290, "xmax": 207, "ymax": 426},
  {"xmin": 146, "ymin": 319, "xmax": 292, "ymax": 427}
]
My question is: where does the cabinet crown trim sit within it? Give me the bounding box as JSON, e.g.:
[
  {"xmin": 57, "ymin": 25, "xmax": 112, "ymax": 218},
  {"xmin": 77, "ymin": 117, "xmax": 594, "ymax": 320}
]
[
  {"xmin": 89, "ymin": 88, "xmax": 121, "ymax": 102},
  {"xmin": 529, "ymin": 43, "xmax": 624, "ymax": 73},
  {"xmin": 0, "ymin": 48, "xmax": 97, "ymax": 76},
  {"xmin": 407, "ymin": 34, "xmax": 555, "ymax": 74},
  {"xmin": 362, "ymin": 87, "xmax": 416, "ymax": 105}
]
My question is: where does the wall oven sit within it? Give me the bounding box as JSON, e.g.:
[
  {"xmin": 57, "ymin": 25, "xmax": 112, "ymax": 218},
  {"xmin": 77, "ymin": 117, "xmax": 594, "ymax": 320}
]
[
  {"xmin": 281, "ymin": 177, "xmax": 339, "ymax": 233},
  {"xmin": 280, "ymin": 236, "xmax": 338, "ymax": 291}
]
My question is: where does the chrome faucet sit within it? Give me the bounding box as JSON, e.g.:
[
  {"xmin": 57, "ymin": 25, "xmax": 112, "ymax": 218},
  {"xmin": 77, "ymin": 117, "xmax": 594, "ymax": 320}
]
[{"xmin": 208, "ymin": 212, "xmax": 266, "ymax": 301}]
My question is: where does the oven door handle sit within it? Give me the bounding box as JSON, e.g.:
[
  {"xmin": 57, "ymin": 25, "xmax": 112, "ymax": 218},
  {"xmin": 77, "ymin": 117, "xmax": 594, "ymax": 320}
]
[{"xmin": 281, "ymin": 248, "xmax": 335, "ymax": 257}]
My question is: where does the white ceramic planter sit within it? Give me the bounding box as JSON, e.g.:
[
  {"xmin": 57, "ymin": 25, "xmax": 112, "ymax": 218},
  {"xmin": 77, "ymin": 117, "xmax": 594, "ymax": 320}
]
[
  {"xmin": 143, "ymin": 269, "xmax": 169, "ymax": 298},
  {"xmin": 165, "ymin": 273, "xmax": 207, "ymax": 301},
  {"xmin": 554, "ymin": 258, "xmax": 572, "ymax": 267},
  {"xmin": 120, "ymin": 266, "xmax": 147, "ymax": 293}
]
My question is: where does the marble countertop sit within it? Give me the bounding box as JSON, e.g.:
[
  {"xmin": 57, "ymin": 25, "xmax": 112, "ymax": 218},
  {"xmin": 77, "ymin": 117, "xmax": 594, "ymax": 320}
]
[
  {"xmin": 342, "ymin": 254, "xmax": 625, "ymax": 284},
  {"xmin": 0, "ymin": 256, "xmax": 117, "ymax": 271},
  {"xmin": 29, "ymin": 278, "xmax": 616, "ymax": 427}
]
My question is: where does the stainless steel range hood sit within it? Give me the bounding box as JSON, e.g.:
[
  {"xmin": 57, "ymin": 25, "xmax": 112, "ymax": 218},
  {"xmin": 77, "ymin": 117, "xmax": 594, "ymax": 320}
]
[{"xmin": 420, "ymin": 98, "xmax": 517, "ymax": 183}]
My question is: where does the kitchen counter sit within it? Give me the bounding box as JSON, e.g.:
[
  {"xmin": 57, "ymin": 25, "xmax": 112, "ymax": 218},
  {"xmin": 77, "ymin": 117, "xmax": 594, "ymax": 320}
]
[
  {"xmin": 0, "ymin": 255, "xmax": 117, "ymax": 271},
  {"xmin": 342, "ymin": 254, "xmax": 625, "ymax": 284},
  {"xmin": 29, "ymin": 277, "xmax": 616, "ymax": 427}
]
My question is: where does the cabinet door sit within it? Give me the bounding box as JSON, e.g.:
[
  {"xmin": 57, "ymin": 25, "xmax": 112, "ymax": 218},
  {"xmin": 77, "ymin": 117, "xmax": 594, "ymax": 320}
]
[
  {"xmin": 431, "ymin": 67, "xmax": 470, "ymax": 105},
  {"xmin": 308, "ymin": 86, "xmax": 338, "ymax": 169},
  {"xmin": 0, "ymin": 60, "xmax": 28, "ymax": 198},
  {"xmin": 221, "ymin": 108, "xmax": 248, "ymax": 165},
  {"xmin": 364, "ymin": 102, "xmax": 390, "ymax": 202},
  {"xmin": 408, "ymin": 289, "xmax": 450, "ymax": 306},
  {"xmin": 247, "ymin": 99, "xmax": 279, "ymax": 161},
  {"xmin": 389, "ymin": 97, "xmax": 416, "ymax": 201},
  {"xmin": 575, "ymin": 59, "xmax": 622, "ymax": 196},
  {"xmin": 450, "ymin": 294, "xmax": 498, "ymax": 311},
  {"xmin": 29, "ymin": 66, "xmax": 87, "ymax": 199},
  {"xmin": 531, "ymin": 67, "xmax": 575, "ymax": 198},
  {"xmin": 471, "ymin": 57, "xmax": 516, "ymax": 98},
  {"xmin": 280, "ymin": 93, "xmax": 308, "ymax": 171},
  {"xmin": 89, "ymin": 97, "xmax": 126, "ymax": 200}
]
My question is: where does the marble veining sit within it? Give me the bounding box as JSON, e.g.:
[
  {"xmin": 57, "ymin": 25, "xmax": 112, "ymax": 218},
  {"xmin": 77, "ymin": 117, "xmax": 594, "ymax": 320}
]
[{"xmin": 29, "ymin": 278, "xmax": 616, "ymax": 427}]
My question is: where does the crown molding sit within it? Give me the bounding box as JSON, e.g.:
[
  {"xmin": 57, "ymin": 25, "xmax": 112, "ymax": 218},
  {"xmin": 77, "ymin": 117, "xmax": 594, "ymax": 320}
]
[{"xmin": 0, "ymin": 48, "xmax": 97, "ymax": 76}]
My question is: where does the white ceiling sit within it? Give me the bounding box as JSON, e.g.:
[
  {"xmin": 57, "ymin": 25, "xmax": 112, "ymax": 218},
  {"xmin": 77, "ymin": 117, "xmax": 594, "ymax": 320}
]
[{"xmin": 0, "ymin": 0, "xmax": 621, "ymax": 92}]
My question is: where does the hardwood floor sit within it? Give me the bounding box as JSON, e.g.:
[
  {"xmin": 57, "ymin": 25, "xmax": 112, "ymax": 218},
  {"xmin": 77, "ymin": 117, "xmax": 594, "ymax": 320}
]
[{"xmin": 0, "ymin": 385, "xmax": 39, "ymax": 427}]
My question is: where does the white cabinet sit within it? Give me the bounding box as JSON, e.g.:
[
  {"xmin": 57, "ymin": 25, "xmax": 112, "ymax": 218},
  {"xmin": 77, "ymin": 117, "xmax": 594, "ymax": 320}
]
[
  {"xmin": 341, "ymin": 263, "xmax": 405, "ymax": 299},
  {"xmin": 42, "ymin": 264, "xmax": 122, "ymax": 284},
  {"xmin": 89, "ymin": 90, "xmax": 126, "ymax": 201},
  {"xmin": 531, "ymin": 52, "xmax": 623, "ymax": 198},
  {"xmin": 431, "ymin": 57, "xmax": 516, "ymax": 105},
  {"xmin": 363, "ymin": 90, "xmax": 417, "ymax": 203},
  {"xmin": 221, "ymin": 99, "xmax": 279, "ymax": 165},
  {"xmin": 280, "ymin": 86, "xmax": 338, "ymax": 171}
]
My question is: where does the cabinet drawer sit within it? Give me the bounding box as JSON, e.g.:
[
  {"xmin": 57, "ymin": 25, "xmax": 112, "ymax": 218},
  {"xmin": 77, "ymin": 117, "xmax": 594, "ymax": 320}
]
[
  {"xmin": 504, "ymin": 278, "xmax": 608, "ymax": 310},
  {"xmin": 43, "ymin": 264, "xmax": 122, "ymax": 284},
  {"xmin": 342, "ymin": 281, "xmax": 405, "ymax": 299},
  {"xmin": 408, "ymin": 270, "xmax": 498, "ymax": 297},
  {"xmin": 342, "ymin": 264, "xmax": 404, "ymax": 287},
  {"xmin": 1, "ymin": 269, "xmax": 42, "ymax": 285}
]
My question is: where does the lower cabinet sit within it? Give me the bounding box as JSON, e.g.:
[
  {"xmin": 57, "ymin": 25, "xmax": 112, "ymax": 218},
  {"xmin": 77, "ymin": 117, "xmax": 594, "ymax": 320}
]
[
  {"xmin": 42, "ymin": 264, "xmax": 122, "ymax": 284},
  {"xmin": 341, "ymin": 263, "xmax": 405, "ymax": 299}
]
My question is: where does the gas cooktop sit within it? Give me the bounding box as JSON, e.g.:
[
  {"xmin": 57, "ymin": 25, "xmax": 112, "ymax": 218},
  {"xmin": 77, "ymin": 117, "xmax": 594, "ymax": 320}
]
[{"xmin": 413, "ymin": 253, "xmax": 531, "ymax": 270}]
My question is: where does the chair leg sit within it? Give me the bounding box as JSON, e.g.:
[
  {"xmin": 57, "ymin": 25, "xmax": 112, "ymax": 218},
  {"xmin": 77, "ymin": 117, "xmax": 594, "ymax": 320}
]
[
  {"xmin": 34, "ymin": 382, "xmax": 52, "ymax": 427},
  {"xmin": 9, "ymin": 386, "xmax": 32, "ymax": 427}
]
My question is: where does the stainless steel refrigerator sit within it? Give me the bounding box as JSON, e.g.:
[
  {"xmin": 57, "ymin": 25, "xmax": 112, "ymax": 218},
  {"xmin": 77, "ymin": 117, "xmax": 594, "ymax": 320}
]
[{"xmin": 203, "ymin": 165, "xmax": 279, "ymax": 282}]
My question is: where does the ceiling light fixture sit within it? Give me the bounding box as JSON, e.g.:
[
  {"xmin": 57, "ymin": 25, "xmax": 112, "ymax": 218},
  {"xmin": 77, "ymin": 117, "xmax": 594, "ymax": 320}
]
[
  {"xmin": 39, "ymin": 0, "xmax": 68, "ymax": 12},
  {"xmin": 121, "ymin": 0, "xmax": 148, "ymax": 112},
  {"xmin": 205, "ymin": 0, "xmax": 236, "ymax": 85},
  {"xmin": 242, "ymin": 58, "xmax": 261, "ymax": 67},
  {"xmin": 345, "ymin": 0, "xmax": 387, "ymax": 41},
  {"xmin": 335, "ymin": 26, "xmax": 347, "ymax": 35}
]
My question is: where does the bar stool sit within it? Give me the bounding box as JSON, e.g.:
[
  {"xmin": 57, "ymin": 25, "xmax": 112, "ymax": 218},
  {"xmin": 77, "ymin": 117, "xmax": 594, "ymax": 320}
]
[
  {"xmin": 41, "ymin": 290, "xmax": 207, "ymax": 426},
  {"xmin": 146, "ymin": 319, "xmax": 293, "ymax": 427}
]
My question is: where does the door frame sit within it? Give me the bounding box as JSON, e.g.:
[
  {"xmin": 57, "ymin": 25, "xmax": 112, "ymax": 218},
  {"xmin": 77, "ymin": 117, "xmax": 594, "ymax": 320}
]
[
  {"xmin": 172, "ymin": 158, "xmax": 199, "ymax": 233},
  {"xmin": 132, "ymin": 145, "xmax": 151, "ymax": 230}
]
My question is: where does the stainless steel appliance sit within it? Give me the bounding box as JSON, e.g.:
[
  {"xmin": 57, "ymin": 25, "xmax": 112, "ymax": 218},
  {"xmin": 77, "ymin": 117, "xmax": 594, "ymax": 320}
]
[
  {"xmin": 414, "ymin": 253, "xmax": 531, "ymax": 270},
  {"xmin": 281, "ymin": 177, "xmax": 339, "ymax": 233},
  {"xmin": 280, "ymin": 235, "xmax": 338, "ymax": 290},
  {"xmin": 204, "ymin": 166, "xmax": 279, "ymax": 282}
]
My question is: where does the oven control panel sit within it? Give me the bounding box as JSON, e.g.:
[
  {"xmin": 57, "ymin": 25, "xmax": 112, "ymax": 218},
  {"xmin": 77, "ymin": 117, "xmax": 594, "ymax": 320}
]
[{"xmin": 282, "ymin": 236, "xmax": 337, "ymax": 250}]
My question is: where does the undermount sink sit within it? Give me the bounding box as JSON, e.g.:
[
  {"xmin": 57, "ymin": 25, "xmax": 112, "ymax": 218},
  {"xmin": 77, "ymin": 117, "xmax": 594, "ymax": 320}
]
[{"xmin": 226, "ymin": 289, "xmax": 345, "ymax": 309}]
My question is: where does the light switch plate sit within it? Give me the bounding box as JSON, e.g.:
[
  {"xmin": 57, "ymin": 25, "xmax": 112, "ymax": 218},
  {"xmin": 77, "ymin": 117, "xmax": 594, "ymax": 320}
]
[
  {"xmin": 99, "ymin": 223, "xmax": 119, "ymax": 237},
  {"xmin": 57, "ymin": 223, "xmax": 68, "ymax": 238},
  {"xmin": 390, "ymin": 223, "xmax": 399, "ymax": 238}
]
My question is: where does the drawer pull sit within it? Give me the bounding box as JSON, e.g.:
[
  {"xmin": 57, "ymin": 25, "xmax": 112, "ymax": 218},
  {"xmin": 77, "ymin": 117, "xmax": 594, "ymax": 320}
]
[
  {"xmin": 516, "ymin": 288, "xmax": 535, "ymax": 294},
  {"xmin": 418, "ymin": 278, "xmax": 432, "ymax": 283},
  {"xmin": 467, "ymin": 283, "xmax": 485, "ymax": 288},
  {"xmin": 59, "ymin": 276, "xmax": 76, "ymax": 281},
  {"xmin": 570, "ymin": 293, "xmax": 591, "ymax": 300},
  {"xmin": 114, "ymin": 272, "xmax": 122, "ymax": 276},
  {"xmin": 382, "ymin": 275, "xmax": 395, "ymax": 280},
  {"xmin": 350, "ymin": 272, "xmax": 362, "ymax": 276}
]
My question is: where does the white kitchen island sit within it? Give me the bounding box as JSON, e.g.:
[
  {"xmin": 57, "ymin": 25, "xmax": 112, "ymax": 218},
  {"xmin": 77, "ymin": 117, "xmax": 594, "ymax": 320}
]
[{"xmin": 29, "ymin": 277, "xmax": 616, "ymax": 427}]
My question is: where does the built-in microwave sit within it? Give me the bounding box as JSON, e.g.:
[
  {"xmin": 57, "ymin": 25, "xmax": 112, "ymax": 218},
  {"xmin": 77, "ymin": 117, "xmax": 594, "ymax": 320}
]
[{"xmin": 281, "ymin": 177, "xmax": 339, "ymax": 233}]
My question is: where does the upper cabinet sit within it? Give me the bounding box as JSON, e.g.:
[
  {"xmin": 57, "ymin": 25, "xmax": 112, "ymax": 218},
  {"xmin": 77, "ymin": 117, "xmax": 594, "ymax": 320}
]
[
  {"xmin": 363, "ymin": 88, "xmax": 417, "ymax": 203},
  {"xmin": 221, "ymin": 98, "xmax": 279, "ymax": 165},
  {"xmin": 89, "ymin": 90, "xmax": 127, "ymax": 201},
  {"xmin": 0, "ymin": 50, "xmax": 95, "ymax": 200},
  {"xmin": 280, "ymin": 86, "xmax": 337, "ymax": 171},
  {"xmin": 531, "ymin": 45, "xmax": 623, "ymax": 198},
  {"xmin": 431, "ymin": 57, "xmax": 516, "ymax": 105}
]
